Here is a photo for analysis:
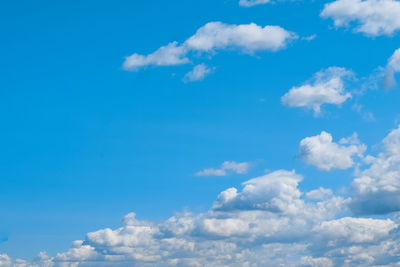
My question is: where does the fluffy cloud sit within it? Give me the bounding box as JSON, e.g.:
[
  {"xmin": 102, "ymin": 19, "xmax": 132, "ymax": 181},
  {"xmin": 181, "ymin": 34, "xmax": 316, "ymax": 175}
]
[
  {"xmin": 195, "ymin": 161, "xmax": 250, "ymax": 177},
  {"xmin": 123, "ymin": 22, "xmax": 297, "ymax": 71},
  {"xmin": 281, "ymin": 67, "xmax": 353, "ymax": 115},
  {"xmin": 239, "ymin": 0, "xmax": 272, "ymax": 6},
  {"xmin": 183, "ymin": 64, "xmax": 214, "ymax": 83},
  {"xmin": 321, "ymin": 0, "xmax": 400, "ymax": 37},
  {"xmin": 3, "ymin": 168, "xmax": 400, "ymax": 266},
  {"xmin": 212, "ymin": 170, "xmax": 304, "ymax": 212},
  {"xmin": 383, "ymin": 48, "xmax": 400, "ymax": 88},
  {"xmin": 350, "ymin": 125, "xmax": 400, "ymax": 215},
  {"xmin": 299, "ymin": 131, "xmax": 366, "ymax": 171}
]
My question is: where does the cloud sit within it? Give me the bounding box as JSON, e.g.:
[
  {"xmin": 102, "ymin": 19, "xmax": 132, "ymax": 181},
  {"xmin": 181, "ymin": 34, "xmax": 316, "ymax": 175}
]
[
  {"xmin": 123, "ymin": 22, "xmax": 297, "ymax": 71},
  {"xmin": 299, "ymin": 131, "xmax": 366, "ymax": 171},
  {"xmin": 212, "ymin": 170, "xmax": 304, "ymax": 212},
  {"xmin": 4, "ymin": 167, "xmax": 400, "ymax": 266},
  {"xmin": 123, "ymin": 42, "xmax": 189, "ymax": 71},
  {"xmin": 383, "ymin": 48, "xmax": 400, "ymax": 89},
  {"xmin": 350, "ymin": 125, "xmax": 400, "ymax": 215},
  {"xmin": 195, "ymin": 161, "xmax": 250, "ymax": 177},
  {"xmin": 281, "ymin": 67, "xmax": 353, "ymax": 115},
  {"xmin": 321, "ymin": 0, "xmax": 400, "ymax": 37},
  {"xmin": 239, "ymin": 0, "xmax": 272, "ymax": 7},
  {"xmin": 183, "ymin": 64, "xmax": 214, "ymax": 83}
]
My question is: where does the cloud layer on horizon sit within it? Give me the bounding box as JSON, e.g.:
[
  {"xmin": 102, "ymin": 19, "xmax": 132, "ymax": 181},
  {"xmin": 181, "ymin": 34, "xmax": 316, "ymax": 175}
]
[{"xmin": 3, "ymin": 125, "xmax": 400, "ymax": 267}]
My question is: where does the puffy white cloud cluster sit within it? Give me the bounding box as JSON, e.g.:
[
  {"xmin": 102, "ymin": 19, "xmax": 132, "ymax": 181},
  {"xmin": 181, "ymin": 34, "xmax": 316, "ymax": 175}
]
[
  {"xmin": 195, "ymin": 161, "xmax": 250, "ymax": 176},
  {"xmin": 5, "ymin": 126, "xmax": 400, "ymax": 266},
  {"xmin": 4, "ymin": 167, "xmax": 400, "ymax": 267},
  {"xmin": 383, "ymin": 48, "xmax": 400, "ymax": 89},
  {"xmin": 350, "ymin": 125, "xmax": 400, "ymax": 215},
  {"xmin": 321, "ymin": 0, "xmax": 400, "ymax": 37},
  {"xmin": 299, "ymin": 131, "xmax": 366, "ymax": 171},
  {"xmin": 123, "ymin": 22, "xmax": 297, "ymax": 71},
  {"xmin": 281, "ymin": 67, "xmax": 353, "ymax": 115}
]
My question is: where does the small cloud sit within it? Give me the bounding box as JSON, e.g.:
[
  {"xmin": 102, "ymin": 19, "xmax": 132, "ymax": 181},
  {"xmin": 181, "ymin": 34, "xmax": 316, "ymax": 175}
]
[
  {"xmin": 302, "ymin": 34, "xmax": 317, "ymax": 41},
  {"xmin": 239, "ymin": 0, "xmax": 272, "ymax": 7},
  {"xmin": 183, "ymin": 64, "xmax": 214, "ymax": 83},
  {"xmin": 195, "ymin": 161, "xmax": 250, "ymax": 177}
]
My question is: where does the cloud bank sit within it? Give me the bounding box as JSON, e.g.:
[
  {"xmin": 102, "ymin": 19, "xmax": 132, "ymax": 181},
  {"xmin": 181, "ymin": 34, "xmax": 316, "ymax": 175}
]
[{"xmin": 4, "ymin": 126, "xmax": 400, "ymax": 266}]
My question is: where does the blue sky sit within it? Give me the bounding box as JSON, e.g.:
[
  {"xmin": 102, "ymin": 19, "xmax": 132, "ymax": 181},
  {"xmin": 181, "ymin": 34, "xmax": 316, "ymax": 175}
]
[{"xmin": 1, "ymin": 0, "xmax": 400, "ymax": 266}]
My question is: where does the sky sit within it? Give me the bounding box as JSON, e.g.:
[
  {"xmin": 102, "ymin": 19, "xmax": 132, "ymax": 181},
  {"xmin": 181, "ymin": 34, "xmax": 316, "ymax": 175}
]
[{"xmin": 1, "ymin": 0, "xmax": 400, "ymax": 266}]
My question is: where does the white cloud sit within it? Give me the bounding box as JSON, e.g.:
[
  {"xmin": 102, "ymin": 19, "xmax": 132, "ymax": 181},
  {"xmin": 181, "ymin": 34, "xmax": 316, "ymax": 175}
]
[
  {"xmin": 239, "ymin": 0, "xmax": 272, "ymax": 7},
  {"xmin": 183, "ymin": 64, "xmax": 214, "ymax": 82},
  {"xmin": 123, "ymin": 22, "xmax": 297, "ymax": 71},
  {"xmin": 123, "ymin": 42, "xmax": 189, "ymax": 71},
  {"xmin": 300, "ymin": 256, "xmax": 334, "ymax": 267},
  {"xmin": 350, "ymin": 125, "xmax": 400, "ymax": 215},
  {"xmin": 321, "ymin": 0, "xmax": 400, "ymax": 37},
  {"xmin": 306, "ymin": 187, "xmax": 334, "ymax": 200},
  {"xmin": 281, "ymin": 67, "xmax": 353, "ymax": 115},
  {"xmin": 212, "ymin": 170, "xmax": 304, "ymax": 212},
  {"xmin": 195, "ymin": 161, "xmax": 250, "ymax": 177},
  {"xmin": 313, "ymin": 217, "xmax": 397, "ymax": 244},
  {"xmin": 4, "ymin": 167, "xmax": 400, "ymax": 266},
  {"xmin": 299, "ymin": 131, "xmax": 366, "ymax": 171},
  {"xmin": 383, "ymin": 48, "xmax": 400, "ymax": 88}
]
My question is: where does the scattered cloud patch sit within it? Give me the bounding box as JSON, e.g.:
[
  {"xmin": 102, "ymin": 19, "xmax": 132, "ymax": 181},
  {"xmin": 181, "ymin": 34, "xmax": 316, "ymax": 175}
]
[
  {"xmin": 321, "ymin": 0, "xmax": 400, "ymax": 37},
  {"xmin": 383, "ymin": 48, "xmax": 400, "ymax": 88},
  {"xmin": 195, "ymin": 161, "xmax": 250, "ymax": 177},
  {"xmin": 183, "ymin": 64, "xmax": 214, "ymax": 83},
  {"xmin": 123, "ymin": 22, "xmax": 297, "ymax": 73},
  {"xmin": 299, "ymin": 131, "xmax": 366, "ymax": 171},
  {"xmin": 281, "ymin": 67, "xmax": 353, "ymax": 115}
]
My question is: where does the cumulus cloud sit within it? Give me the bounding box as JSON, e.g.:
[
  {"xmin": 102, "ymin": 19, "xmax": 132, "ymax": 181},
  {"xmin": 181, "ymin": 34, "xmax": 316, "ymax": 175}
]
[
  {"xmin": 239, "ymin": 0, "xmax": 272, "ymax": 7},
  {"xmin": 321, "ymin": 0, "xmax": 400, "ymax": 37},
  {"xmin": 383, "ymin": 48, "xmax": 400, "ymax": 89},
  {"xmin": 183, "ymin": 64, "xmax": 214, "ymax": 83},
  {"xmin": 299, "ymin": 131, "xmax": 366, "ymax": 171},
  {"xmin": 281, "ymin": 67, "xmax": 353, "ymax": 115},
  {"xmin": 350, "ymin": 125, "xmax": 400, "ymax": 215},
  {"xmin": 195, "ymin": 161, "xmax": 250, "ymax": 177},
  {"xmin": 4, "ymin": 167, "xmax": 400, "ymax": 266},
  {"xmin": 123, "ymin": 22, "xmax": 297, "ymax": 71}
]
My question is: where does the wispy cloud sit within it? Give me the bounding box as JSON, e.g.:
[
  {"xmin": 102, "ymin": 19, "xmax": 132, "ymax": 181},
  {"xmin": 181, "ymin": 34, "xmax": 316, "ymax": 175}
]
[{"xmin": 195, "ymin": 161, "xmax": 250, "ymax": 176}]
